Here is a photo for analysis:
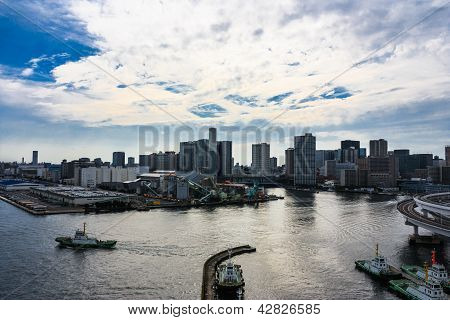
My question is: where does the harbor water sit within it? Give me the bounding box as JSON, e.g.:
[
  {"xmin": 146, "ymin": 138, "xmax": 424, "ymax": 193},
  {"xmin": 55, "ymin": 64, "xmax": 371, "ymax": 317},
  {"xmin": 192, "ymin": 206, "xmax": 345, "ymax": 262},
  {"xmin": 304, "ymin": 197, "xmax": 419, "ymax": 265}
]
[{"xmin": 0, "ymin": 188, "xmax": 448, "ymax": 299}]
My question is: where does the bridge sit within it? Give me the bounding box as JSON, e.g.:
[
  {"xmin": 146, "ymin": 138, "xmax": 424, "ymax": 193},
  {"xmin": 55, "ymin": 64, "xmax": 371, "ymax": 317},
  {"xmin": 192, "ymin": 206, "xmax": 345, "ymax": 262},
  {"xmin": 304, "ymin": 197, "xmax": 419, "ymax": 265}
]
[
  {"xmin": 201, "ymin": 245, "xmax": 256, "ymax": 300},
  {"xmin": 397, "ymin": 199, "xmax": 450, "ymax": 238}
]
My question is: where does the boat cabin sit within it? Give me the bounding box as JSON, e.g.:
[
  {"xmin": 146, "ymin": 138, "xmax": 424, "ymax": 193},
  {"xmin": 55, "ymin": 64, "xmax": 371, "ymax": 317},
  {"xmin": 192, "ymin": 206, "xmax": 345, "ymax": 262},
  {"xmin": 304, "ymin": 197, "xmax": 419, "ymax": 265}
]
[
  {"xmin": 430, "ymin": 264, "xmax": 448, "ymax": 282},
  {"xmin": 418, "ymin": 281, "xmax": 445, "ymax": 299},
  {"xmin": 371, "ymin": 255, "xmax": 389, "ymax": 271}
]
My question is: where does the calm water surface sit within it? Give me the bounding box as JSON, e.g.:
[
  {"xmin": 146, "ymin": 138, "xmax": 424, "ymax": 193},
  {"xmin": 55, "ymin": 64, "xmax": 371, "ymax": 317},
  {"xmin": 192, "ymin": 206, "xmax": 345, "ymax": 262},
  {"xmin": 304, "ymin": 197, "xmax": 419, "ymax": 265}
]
[{"xmin": 0, "ymin": 188, "xmax": 448, "ymax": 299}]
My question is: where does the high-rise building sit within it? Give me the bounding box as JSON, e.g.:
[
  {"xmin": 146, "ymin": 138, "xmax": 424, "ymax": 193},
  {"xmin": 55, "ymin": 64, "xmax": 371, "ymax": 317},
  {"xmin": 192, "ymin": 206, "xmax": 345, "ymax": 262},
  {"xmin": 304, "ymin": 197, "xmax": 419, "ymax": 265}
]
[
  {"xmin": 359, "ymin": 148, "xmax": 367, "ymax": 158},
  {"xmin": 94, "ymin": 158, "xmax": 103, "ymax": 167},
  {"xmin": 370, "ymin": 139, "xmax": 388, "ymax": 157},
  {"xmin": 294, "ymin": 133, "xmax": 316, "ymax": 186},
  {"xmin": 32, "ymin": 151, "xmax": 38, "ymax": 165},
  {"xmin": 342, "ymin": 147, "xmax": 359, "ymax": 164},
  {"xmin": 179, "ymin": 141, "xmax": 196, "ymax": 172},
  {"xmin": 139, "ymin": 154, "xmax": 148, "ymax": 166},
  {"xmin": 393, "ymin": 149, "xmax": 410, "ymax": 177},
  {"xmin": 208, "ymin": 128, "xmax": 218, "ymax": 175},
  {"xmin": 340, "ymin": 140, "xmax": 360, "ymax": 163},
  {"xmin": 127, "ymin": 157, "xmax": 135, "ymax": 166},
  {"xmin": 446, "ymin": 146, "xmax": 450, "ymax": 166},
  {"xmin": 112, "ymin": 152, "xmax": 125, "ymax": 167},
  {"xmin": 194, "ymin": 139, "xmax": 209, "ymax": 173},
  {"xmin": 156, "ymin": 151, "xmax": 177, "ymax": 171},
  {"xmin": 315, "ymin": 150, "xmax": 335, "ymax": 170},
  {"xmin": 285, "ymin": 148, "xmax": 294, "ymax": 179},
  {"xmin": 252, "ymin": 143, "xmax": 270, "ymax": 175},
  {"xmin": 341, "ymin": 140, "xmax": 360, "ymax": 150},
  {"xmin": 218, "ymin": 141, "xmax": 232, "ymax": 177},
  {"xmin": 270, "ymin": 157, "xmax": 278, "ymax": 171}
]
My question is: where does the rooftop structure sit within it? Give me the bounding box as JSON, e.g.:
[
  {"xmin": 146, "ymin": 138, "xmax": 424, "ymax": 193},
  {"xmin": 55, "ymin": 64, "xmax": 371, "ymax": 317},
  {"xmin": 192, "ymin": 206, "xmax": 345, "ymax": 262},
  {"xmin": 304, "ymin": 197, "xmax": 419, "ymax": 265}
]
[
  {"xmin": 0, "ymin": 179, "xmax": 43, "ymax": 191},
  {"xmin": 30, "ymin": 186, "xmax": 130, "ymax": 206}
]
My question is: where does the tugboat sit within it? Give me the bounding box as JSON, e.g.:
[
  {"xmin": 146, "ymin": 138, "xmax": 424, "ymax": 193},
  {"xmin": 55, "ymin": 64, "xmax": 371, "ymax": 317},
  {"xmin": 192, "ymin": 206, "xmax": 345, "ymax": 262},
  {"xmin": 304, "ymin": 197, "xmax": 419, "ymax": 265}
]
[
  {"xmin": 401, "ymin": 249, "xmax": 449, "ymax": 294},
  {"xmin": 355, "ymin": 244, "xmax": 402, "ymax": 281},
  {"xmin": 214, "ymin": 250, "xmax": 245, "ymax": 299},
  {"xmin": 55, "ymin": 223, "xmax": 117, "ymax": 249},
  {"xmin": 389, "ymin": 263, "xmax": 446, "ymax": 300}
]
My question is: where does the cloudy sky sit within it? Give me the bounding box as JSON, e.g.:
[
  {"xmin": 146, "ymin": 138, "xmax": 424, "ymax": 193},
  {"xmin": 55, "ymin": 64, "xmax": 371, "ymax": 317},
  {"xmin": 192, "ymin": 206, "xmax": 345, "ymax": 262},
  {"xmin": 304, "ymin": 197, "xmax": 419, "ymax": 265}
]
[{"xmin": 0, "ymin": 0, "xmax": 449, "ymax": 164}]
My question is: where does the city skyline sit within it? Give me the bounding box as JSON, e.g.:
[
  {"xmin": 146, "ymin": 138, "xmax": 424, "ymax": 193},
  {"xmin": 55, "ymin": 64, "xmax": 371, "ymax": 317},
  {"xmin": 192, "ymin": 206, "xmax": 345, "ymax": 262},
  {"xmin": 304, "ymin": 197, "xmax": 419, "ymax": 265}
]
[
  {"xmin": 2, "ymin": 132, "xmax": 448, "ymax": 166},
  {"xmin": 1, "ymin": 1, "xmax": 449, "ymax": 163}
]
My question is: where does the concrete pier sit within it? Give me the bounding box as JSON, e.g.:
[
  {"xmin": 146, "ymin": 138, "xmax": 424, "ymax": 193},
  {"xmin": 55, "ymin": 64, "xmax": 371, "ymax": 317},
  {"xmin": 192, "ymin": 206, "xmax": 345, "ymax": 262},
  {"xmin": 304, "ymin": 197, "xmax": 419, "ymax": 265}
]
[{"xmin": 201, "ymin": 245, "xmax": 256, "ymax": 300}]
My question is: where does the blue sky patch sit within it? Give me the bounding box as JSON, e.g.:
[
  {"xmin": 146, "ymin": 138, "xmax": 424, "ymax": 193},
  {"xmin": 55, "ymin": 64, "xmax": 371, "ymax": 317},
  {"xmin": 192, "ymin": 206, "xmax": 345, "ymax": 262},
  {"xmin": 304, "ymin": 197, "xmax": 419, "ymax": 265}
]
[
  {"xmin": 267, "ymin": 91, "xmax": 293, "ymax": 103},
  {"xmin": 0, "ymin": 14, "xmax": 98, "ymax": 82},
  {"xmin": 225, "ymin": 94, "xmax": 259, "ymax": 107},
  {"xmin": 189, "ymin": 103, "xmax": 227, "ymax": 118},
  {"xmin": 320, "ymin": 86, "xmax": 352, "ymax": 100}
]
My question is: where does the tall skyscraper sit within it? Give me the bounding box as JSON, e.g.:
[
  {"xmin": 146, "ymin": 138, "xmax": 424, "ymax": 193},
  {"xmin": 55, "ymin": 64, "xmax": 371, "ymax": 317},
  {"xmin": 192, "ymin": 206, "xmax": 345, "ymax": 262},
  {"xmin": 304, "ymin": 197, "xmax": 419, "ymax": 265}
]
[
  {"xmin": 112, "ymin": 152, "xmax": 125, "ymax": 167},
  {"xmin": 252, "ymin": 143, "xmax": 270, "ymax": 175},
  {"xmin": 285, "ymin": 148, "xmax": 294, "ymax": 179},
  {"xmin": 218, "ymin": 141, "xmax": 232, "ymax": 177},
  {"xmin": 208, "ymin": 128, "xmax": 218, "ymax": 175},
  {"xmin": 315, "ymin": 150, "xmax": 336, "ymax": 169},
  {"xmin": 370, "ymin": 139, "xmax": 388, "ymax": 157},
  {"xmin": 294, "ymin": 133, "xmax": 316, "ymax": 186},
  {"xmin": 32, "ymin": 151, "xmax": 38, "ymax": 165},
  {"xmin": 179, "ymin": 141, "xmax": 196, "ymax": 171},
  {"xmin": 340, "ymin": 140, "xmax": 360, "ymax": 162},
  {"xmin": 446, "ymin": 145, "xmax": 450, "ymax": 166},
  {"xmin": 127, "ymin": 157, "xmax": 135, "ymax": 166},
  {"xmin": 194, "ymin": 139, "xmax": 209, "ymax": 173}
]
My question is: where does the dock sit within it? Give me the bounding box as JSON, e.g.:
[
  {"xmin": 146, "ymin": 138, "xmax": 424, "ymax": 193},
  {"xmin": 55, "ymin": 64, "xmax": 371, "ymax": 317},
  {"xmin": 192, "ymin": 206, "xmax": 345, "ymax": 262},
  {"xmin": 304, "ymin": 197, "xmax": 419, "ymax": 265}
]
[{"xmin": 201, "ymin": 245, "xmax": 256, "ymax": 300}]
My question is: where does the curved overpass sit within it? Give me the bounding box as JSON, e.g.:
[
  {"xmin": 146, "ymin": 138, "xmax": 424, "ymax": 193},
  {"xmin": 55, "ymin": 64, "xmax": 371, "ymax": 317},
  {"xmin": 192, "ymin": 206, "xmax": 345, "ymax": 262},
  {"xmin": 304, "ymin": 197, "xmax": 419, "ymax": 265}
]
[{"xmin": 397, "ymin": 199, "xmax": 450, "ymax": 238}]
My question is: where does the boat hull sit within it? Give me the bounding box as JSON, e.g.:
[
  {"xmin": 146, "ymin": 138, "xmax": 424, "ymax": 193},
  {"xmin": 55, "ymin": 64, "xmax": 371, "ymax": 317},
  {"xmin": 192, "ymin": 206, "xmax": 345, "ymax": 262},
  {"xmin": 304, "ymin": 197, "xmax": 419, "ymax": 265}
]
[
  {"xmin": 401, "ymin": 265, "xmax": 450, "ymax": 294},
  {"xmin": 55, "ymin": 237, "xmax": 117, "ymax": 249},
  {"xmin": 388, "ymin": 280, "xmax": 419, "ymax": 300},
  {"xmin": 214, "ymin": 282, "xmax": 245, "ymax": 300},
  {"xmin": 355, "ymin": 260, "xmax": 402, "ymax": 282}
]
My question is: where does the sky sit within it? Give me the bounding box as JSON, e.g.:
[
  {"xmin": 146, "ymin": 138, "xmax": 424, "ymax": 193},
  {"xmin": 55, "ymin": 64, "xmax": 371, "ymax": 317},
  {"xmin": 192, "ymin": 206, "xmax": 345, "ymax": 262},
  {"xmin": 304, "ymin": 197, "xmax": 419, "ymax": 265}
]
[{"xmin": 0, "ymin": 0, "xmax": 449, "ymax": 165}]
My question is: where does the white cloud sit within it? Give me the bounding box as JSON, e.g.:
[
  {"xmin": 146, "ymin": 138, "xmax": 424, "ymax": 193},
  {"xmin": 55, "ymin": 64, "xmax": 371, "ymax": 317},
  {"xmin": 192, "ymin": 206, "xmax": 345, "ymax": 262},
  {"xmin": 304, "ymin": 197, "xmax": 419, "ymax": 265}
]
[
  {"xmin": 1, "ymin": 0, "xmax": 449, "ymax": 128},
  {"xmin": 20, "ymin": 68, "xmax": 34, "ymax": 77}
]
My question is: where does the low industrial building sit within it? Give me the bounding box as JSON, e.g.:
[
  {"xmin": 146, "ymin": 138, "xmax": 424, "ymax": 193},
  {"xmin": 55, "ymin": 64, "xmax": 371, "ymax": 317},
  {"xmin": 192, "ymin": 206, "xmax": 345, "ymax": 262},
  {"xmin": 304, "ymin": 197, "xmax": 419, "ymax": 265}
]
[
  {"xmin": 30, "ymin": 186, "xmax": 130, "ymax": 206},
  {"xmin": 0, "ymin": 179, "xmax": 43, "ymax": 191}
]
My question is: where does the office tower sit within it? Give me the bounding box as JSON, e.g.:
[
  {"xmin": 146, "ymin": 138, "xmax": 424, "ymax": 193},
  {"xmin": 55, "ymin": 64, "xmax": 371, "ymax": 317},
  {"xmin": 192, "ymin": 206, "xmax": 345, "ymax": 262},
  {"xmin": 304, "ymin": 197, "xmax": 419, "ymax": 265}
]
[
  {"xmin": 285, "ymin": 148, "xmax": 295, "ymax": 179},
  {"xmin": 342, "ymin": 147, "xmax": 359, "ymax": 163},
  {"xmin": 127, "ymin": 157, "xmax": 135, "ymax": 166},
  {"xmin": 446, "ymin": 146, "xmax": 450, "ymax": 166},
  {"xmin": 32, "ymin": 151, "xmax": 38, "ymax": 165},
  {"xmin": 208, "ymin": 128, "xmax": 218, "ymax": 175},
  {"xmin": 340, "ymin": 140, "xmax": 360, "ymax": 162},
  {"xmin": 179, "ymin": 141, "xmax": 196, "ymax": 172},
  {"xmin": 316, "ymin": 150, "xmax": 336, "ymax": 169},
  {"xmin": 270, "ymin": 157, "xmax": 278, "ymax": 171},
  {"xmin": 156, "ymin": 151, "xmax": 177, "ymax": 171},
  {"xmin": 94, "ymin": 158, "xmax": 103, "ymax": 167},
  {"xmin": 112, "ymin": 152, "xmax": 125, "ymax": 167},
  {"xmin": 370, "ymin": 139, "xmax": 388, "ymax": 157},
  {"xmin": 139, "ymin": 154, "xmax": 148, "ymax": 166},
  {"xmin": 324, "ymin": 160, "xmax": 336, "ymax": 179},
  {"xmin": 294, "ymin": 133, "xmax": 316, "ymax": 186},
  {"xmin": 218, "ymin": 141, "xmax": 232, "ymax": 177},
  {"xmin": 252, "ymin": 143, "xmax": 270, "ymax": 175},
  {"xmin": 394, "ymin": 149, "xmax": 410, "ymax": 177},
  {"xmin": 194, "ymin": 139, "xmax": 209, "ymax": 173},
  {"xmin": 359, "ymin": 148, "xmax": 367, "ymax": 158}
]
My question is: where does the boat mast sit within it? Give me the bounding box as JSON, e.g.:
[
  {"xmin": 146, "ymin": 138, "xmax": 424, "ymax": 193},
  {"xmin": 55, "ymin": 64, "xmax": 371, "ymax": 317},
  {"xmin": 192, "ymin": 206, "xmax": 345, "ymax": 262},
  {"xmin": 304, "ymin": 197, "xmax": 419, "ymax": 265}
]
[
  {"xmin": 424, "ymin": 262, "xmax": 429, "ymax": 282},
  {"xmin": 375, "ymin": 243, "xmax": 379, "ymax": 257}
]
